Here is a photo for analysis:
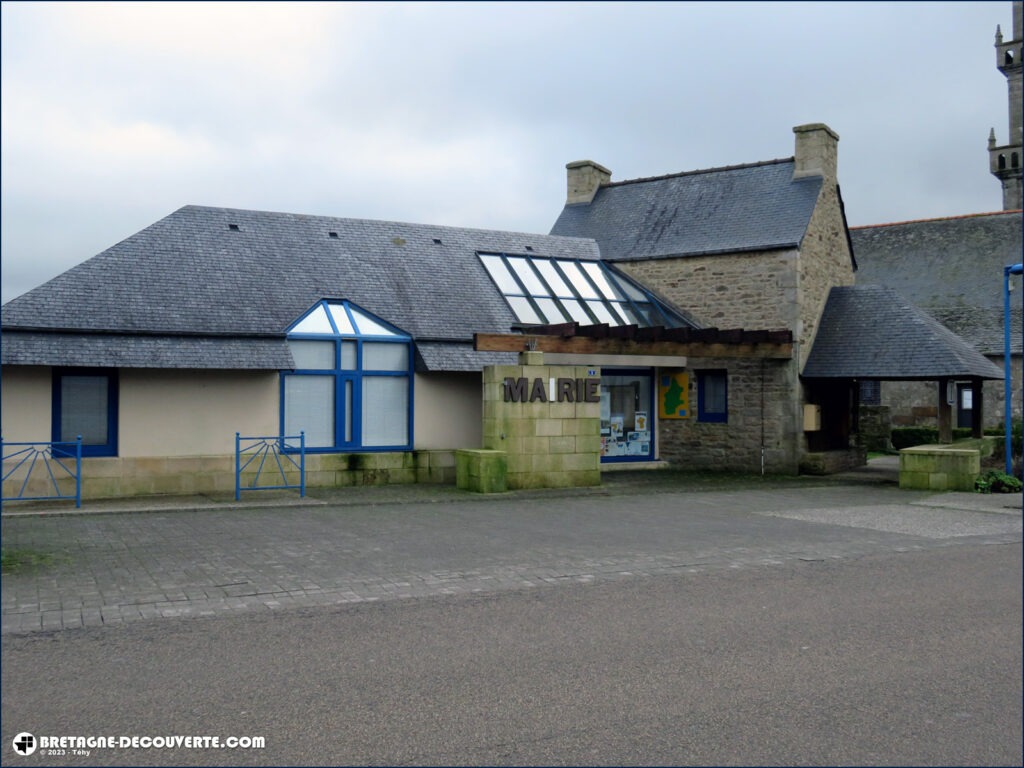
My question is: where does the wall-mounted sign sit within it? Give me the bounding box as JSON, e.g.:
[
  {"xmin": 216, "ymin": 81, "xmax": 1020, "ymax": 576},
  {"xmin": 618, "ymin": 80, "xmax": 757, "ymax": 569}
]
[
  {"xmin": 503, "ymin": 377, "xmax": 601, "ymax": 403},
  {"xmin": 658, "ymin": 371, "xmax": 690, "ymax": 419}
]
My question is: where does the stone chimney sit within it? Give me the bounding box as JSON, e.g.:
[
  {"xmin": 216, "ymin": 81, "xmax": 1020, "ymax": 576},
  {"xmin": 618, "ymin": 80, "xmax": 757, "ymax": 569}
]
[
  {"xmin": 566, "ymin": 160, "xmax": 612, "ymax": 205},
  {"xmin": 792, "ymin": 123, "xmax": 839, "ymax": 183}
]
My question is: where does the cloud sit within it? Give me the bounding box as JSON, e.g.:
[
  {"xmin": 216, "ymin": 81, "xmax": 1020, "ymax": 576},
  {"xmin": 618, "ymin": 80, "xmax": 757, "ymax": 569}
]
[{"xmin": 1, "ymin": 1, "xmax": 1015, "ymax": 303}]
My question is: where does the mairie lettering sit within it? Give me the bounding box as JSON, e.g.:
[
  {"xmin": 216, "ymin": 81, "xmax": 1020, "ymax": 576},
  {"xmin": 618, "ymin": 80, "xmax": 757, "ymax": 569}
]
[{"xmin": 503, "ymin": 377, "xmax": 600, "ymax": 403}]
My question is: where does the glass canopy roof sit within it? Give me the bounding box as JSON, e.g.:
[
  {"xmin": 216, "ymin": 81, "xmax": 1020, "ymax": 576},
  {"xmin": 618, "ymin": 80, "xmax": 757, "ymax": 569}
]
[{"xmin": 479, "ymin": 253, "xmax": 689, "ymax": 328}]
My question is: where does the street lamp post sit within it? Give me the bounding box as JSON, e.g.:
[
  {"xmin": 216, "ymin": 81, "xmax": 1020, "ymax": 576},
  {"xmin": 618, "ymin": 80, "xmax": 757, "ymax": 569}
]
[{"xmin": 1004, "ymin": 263, "xmax": 1023, "ymax": 477}]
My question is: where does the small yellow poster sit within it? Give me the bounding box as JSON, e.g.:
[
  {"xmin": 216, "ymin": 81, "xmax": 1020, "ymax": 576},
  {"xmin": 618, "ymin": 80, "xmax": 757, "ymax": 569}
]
[{"xmin": 658, "ymin": 371, "xmax": 690, "ymax": 419}]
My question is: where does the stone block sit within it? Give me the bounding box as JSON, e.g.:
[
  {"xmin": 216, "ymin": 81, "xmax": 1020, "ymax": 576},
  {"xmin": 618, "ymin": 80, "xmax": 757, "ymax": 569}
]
[
  {"xmin": 316, "ymin": 454, "xmax": 352, "ymax": 471},
  {"xmin": 522, "ymin": 436, "xmax": 550, "ymax": 454},
  {"xmin": 428, "ymin": 450, "xmax": 456, "ymax": 468},
  {"xmin": 506, "ymin": 419, "xmax": 535, "ymax": 438},
  {"xmin": 81, "ymin": 457, "xmax": 124, "ymax": 479},
  {"xmin": 535, "ymin": 420, "xmax": 563, "ymax": 437},
  {"xmin": 899, "ymin": 445, "xmax": 981, "ymax": 491},
  {"xmin": 355, "ymin": 453, "xmax": 408, "ymax": 471},
  {"xmin": 455, "ymin": 449, "xmax": 507, "ymax": 493},
  {"xmin": 81, "ymin": 477, "xmax": 122, "ymax": 499},
  {"xmin": 390, "ymin": 468, "xmax": 416, "ymax": 484},
  {"xmin": 532, "ymin": 454, "xmax": 564, "ymax": 472},
  {"xmin": 305, "ymin": 470, "xmax": 335, "ymax": 487},
  {"xmin": 568, "ymin": 470, "xmax": 601, "ymax": 487},
  {"xmin": 564, "ymin": 452, "xmax": 600, "ymax": 472},
  {"xmin": 506, "ymin": 472, "xmax": 547, "ymax": 490},
  {"xmin": 133, "ymin": 457, "xmax": 168, "ymax": 477},
  {"xmin": 332, "ymin": 471, "xmax": 357, "ymax": 487},
  {"xmin": 540, "ymin": 471, "xmax": 573, "ymax": 488},
  {"xmin": 549, "ymin": 402, "xmax": 576, "ymax": 419},
  {"xmin": 549, "ymin": 436, "xmax": 576, "ymax": 454}
]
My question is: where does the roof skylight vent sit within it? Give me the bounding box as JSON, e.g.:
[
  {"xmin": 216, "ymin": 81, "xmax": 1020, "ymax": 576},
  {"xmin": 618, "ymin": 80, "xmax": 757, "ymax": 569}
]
[
  {"xmin": 228, "ymin": 223, "xmax": 240, "ymax": 231},
  {"xmin": 329, "ymin": 231, "xmax": 339, "ymax": 238},
  {"xmin": 432, "ymin": 238, "xmax": 443, "ymax": 245},
  {"xmin": 524, "ymin": 245, "xmax": 534, "ymax": 252}
]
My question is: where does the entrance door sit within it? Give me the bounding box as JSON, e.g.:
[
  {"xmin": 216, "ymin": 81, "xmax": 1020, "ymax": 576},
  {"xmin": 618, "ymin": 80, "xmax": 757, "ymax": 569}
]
[{"xmin": 600, "ymin": 369, "xmax": 654, "ymax": 462}]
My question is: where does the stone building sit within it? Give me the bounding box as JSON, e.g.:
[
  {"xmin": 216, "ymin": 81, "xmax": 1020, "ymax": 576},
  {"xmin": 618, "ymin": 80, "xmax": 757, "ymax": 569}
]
[
  {"xmin": 548, "ymin": 125, "xmax": 855, "ymax": 474},
  {"xmin": 990, "ymin": 0, "xmax": 1023, "ymax": 211},
  {"xmin": 852, "ymin": 1, "xmax": 1023, "ymax": 432}
]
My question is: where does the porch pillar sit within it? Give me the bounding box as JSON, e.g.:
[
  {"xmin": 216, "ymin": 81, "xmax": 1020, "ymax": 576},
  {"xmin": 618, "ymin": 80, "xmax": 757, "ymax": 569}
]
[{"xmin": 937, "ymin": 378, "xmax": 953, "ymax": 444}]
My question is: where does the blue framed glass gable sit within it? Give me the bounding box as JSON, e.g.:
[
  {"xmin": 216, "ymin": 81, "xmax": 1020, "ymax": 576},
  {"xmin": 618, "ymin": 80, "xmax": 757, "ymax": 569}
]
[
  {"xmin": 281, "ymin": 301, "xmax": 413, "ymax": 452},
  {"xmin": 479, "ymin": 253, "xmax": 689, "ymax": 328}
]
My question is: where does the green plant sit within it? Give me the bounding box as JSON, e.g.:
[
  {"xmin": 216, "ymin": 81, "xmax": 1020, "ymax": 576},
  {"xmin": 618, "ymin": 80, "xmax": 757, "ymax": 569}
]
[
  {"xmin": 891, "ymin": 427, "xmax": 939, "ymax": 450},
  {"xmin": 974, "ymin": 469, "xmax": 1023, "ymax": 494}
]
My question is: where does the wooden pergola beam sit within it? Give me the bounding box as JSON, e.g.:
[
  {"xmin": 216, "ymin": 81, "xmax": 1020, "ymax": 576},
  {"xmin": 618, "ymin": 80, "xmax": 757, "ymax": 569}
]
[{"xmin": 474, "ymin": 332, "xmax": 793, "ymax": 359}]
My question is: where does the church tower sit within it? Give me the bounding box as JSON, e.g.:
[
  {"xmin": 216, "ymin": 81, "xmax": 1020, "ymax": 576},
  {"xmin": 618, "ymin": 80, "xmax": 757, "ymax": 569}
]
[{"xmin": 989, "ymin": 1, "xmax": 1023, "ymax": 210}]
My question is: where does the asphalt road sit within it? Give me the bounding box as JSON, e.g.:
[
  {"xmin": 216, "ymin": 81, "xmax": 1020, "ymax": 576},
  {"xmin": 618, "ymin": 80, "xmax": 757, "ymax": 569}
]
[{"xmin": 3, "ymin": 542, "xmax": 1021, "ymax": 767}]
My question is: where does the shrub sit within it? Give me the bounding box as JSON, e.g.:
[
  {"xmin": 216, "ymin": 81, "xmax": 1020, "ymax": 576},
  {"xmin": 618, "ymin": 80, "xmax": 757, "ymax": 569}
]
[
  {"xmin": 974, "ymin": 469, "xmax": 1023, "ymax": 494},
  {"xmin": 891, "ymin": 427, "xmax": 938, "ymax": 449}
]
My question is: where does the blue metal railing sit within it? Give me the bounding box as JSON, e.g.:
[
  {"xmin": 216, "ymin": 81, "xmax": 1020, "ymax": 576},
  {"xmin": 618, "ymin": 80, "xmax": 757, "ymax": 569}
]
[
  {"xmin": 1, "ymin": 436, "xmax": 83, "ymax": 509},
  {"xmin": 235, "ymin": 432, "xmax": 306, "ymax": 500}
]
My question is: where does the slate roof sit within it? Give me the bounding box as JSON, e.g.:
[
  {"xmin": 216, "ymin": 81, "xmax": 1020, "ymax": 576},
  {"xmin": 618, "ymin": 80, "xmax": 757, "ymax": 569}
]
[
  {"xmin": 1, "ymin": 205, "xmax": 604, "ymax": 371},
  {"xmin": 0, "ymin": 332, "xmax": 292, "ymax": 370},
  {"xmin": 851, "ymin": 211, "xmax": 1023, "ymax": 355},
  {"xmin": 803, "ymin": 285, "xmax": 1004, "ymax": 380},
  {"xmin": 549, "ymin": 158, "xmax": 823, "ymax": 261}
]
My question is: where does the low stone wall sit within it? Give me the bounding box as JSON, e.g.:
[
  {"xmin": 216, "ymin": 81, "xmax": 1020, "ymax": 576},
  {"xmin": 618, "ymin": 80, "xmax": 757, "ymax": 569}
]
[
  {"xmin": 2, "ymin": 450, "xmax": 457, "ymax": 502},
  {"xmin": 799, "ymin": 448, "xmax": 866, "ymax": 475},
  {"xmin": 899, "ymin": 445, "xmax": 980, "ymax": 491}
]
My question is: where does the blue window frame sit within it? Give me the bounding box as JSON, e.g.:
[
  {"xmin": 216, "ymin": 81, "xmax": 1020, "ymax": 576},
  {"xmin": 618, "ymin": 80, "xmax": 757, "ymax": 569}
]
[
  {"xmin": 697, "ymin": 370, "xmax": 728, "ymax": 423},
  {"xmin": 52, "ymin": 368, "xmax": 118, "ymax": 457},
  {"xmin": 281, "ymin": 300, "xmax": 413, "ymax": 452}
]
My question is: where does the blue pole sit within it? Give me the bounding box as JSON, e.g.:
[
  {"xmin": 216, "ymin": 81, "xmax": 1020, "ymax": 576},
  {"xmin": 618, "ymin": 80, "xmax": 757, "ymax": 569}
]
[
  {"xmin": 74, "ymin": 435, "xmax": 82, "ymax": 508},
  {"xmin": 235, "ymin": 432, "xmax": 241, "ymax": 501},
  {"xmin": 299, "ymin": 431, "xmax": 306, "ymax": 498},
  {"xmin": 1006, "ymin": 266, "xmax": 1013, "ymax": 474},
  {"xmin": 1006, "ymin": 264, "xmax": 1024, "ymax": 478}
]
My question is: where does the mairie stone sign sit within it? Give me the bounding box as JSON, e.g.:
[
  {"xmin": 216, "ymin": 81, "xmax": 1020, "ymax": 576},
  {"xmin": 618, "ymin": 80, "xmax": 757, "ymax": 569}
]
[{"xmin": 503, "ymin": 377, "xmax": 601, "ymax": 404}]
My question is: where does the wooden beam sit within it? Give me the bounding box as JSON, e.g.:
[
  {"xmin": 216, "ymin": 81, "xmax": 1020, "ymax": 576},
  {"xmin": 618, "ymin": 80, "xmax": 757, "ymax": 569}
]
[{"xmin": 473, "ymin": 332, "xmax": 793, "ymax": 359}]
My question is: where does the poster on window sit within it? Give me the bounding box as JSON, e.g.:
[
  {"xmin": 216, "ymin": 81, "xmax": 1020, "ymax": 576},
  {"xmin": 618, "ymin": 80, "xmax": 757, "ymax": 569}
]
[{"xmin": 658, "ymin": 371, "xmax": 689, "ymax": 419}]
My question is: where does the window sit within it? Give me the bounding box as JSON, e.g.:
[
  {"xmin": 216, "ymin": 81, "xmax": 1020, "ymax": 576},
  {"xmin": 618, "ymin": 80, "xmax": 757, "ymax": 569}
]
[
  {"xmin": 600, "ymin": 370, "xmax": 654, "ymax": 461},
  {"xmin": 859, "ymin": 380, "xmax": 881, "ymax": 406},
  {"xmin": 52, "ymin": 369, "xmax": 118, "ymax": 456},
  {"xmin": 697, "ymin": 371, "xmax": 727, "ymax": 423},
  {"xmin": 281, "ymin": 301, "xmax": 413, "ymax": 451},
  {"xmin": 479, "ymin": 253, "xmax": 690, "ymax": 329}
]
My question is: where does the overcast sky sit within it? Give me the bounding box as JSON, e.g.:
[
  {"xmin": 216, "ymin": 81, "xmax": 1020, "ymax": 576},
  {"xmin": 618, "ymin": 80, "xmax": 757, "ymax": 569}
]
[{"xmin": 1, "ymin": 1, "xmax": 1016, "ymax": 303}]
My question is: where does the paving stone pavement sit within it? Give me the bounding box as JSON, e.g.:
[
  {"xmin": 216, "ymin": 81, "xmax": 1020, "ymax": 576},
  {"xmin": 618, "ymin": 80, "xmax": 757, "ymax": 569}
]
[{"xmin": 2, "ymin": 470, "xmax": 1021, "ymax": 635}]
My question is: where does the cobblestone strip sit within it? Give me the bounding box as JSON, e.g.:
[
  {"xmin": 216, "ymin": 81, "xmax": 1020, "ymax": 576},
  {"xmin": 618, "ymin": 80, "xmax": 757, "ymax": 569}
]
[{"xmin": 3, "ymin": 529, "xmax": 1019, "ymax": 635}]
